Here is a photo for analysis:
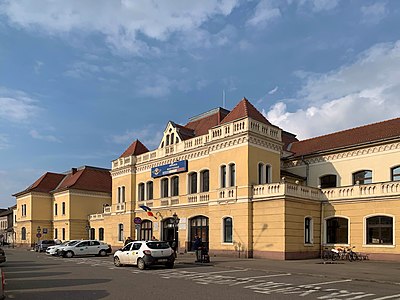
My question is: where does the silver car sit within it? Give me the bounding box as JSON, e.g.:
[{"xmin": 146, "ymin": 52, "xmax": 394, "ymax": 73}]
[{"xmin": 59, "ymin": 240, "xmax": 111, "ymax": 258}]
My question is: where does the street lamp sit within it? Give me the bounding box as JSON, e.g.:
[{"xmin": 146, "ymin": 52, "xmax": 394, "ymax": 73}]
[{"xmin": 172, "ymin": 213, "xmax": 180, "ymax": 255}]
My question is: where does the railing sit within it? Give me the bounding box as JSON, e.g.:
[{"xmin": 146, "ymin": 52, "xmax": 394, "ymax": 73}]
[
  {"xmin": 218, "ymin": 187, "xmax": 236, "ymax": 200},
  {"xmin": 116, "ymin": 203, "xmax": 125, "ymax": 212},
  {"xmin": 103, "ymin": 206, "xmax": 111, "ymax": 214},
  {"xmin": 253, "ymin": 183, "xmax": 321, "ymax": 201},
  {"xmin": 89, "ymin": 214, "xmax": 104, "ymax": 221},
  {"xmin": 322, "ymin": 182, "xmax": 400, "ymax": 201}
]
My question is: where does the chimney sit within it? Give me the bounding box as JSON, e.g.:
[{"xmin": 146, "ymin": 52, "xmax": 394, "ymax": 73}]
[{"xmin": 71, "ymin": 168, "xmax": 77, "ymax": 175}]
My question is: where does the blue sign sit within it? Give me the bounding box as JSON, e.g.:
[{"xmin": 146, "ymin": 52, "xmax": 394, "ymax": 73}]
[{"xmin": 151, "ymin": 160, "xmax": 188, "ymax": 178}]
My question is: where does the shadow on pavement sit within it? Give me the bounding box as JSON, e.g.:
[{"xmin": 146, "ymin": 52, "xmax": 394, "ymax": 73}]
[
  {"xmin": 7, "ymin": 278, "xmax": 111, "ymax": 290},
  {"xmin": 5, "ymin": 271, "xmax": 70, "ymax": 279},
  {"xmin": 7, "ymin": 289, "xmax": 109, "ymax": 300}
]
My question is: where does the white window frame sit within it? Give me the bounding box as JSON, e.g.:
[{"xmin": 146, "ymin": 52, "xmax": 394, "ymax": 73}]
[
  {"xmin": 304, "ymin": 216, "xmax": 314, "ymax": 245},
  {"xmin": 363, "ymin": 213, "xmax": 396, "ymax": 248},
  {"xmin": 221, "ymin": 216, "xmax": 234, "ymax": 244}
]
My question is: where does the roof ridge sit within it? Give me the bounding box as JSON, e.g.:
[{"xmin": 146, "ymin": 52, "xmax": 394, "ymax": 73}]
[{"xmin": 293, "ymin": 117, "xmax": 400, "ymax": 145}]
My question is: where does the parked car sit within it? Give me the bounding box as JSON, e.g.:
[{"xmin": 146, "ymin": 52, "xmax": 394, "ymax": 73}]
[
  {"xmin": 59, "ymin": 240, "xmax": 111, "ymax": 258},
  {"xmin": 35, "ymin": 240, "xmax": 57, "ymax": 252},
  {"xmin": 113, "ymin": 241, "xmax": 175, "ymax": 270},
  {"xmin": 46, "ymin": 240, "xmax": 78, "ymax": 256},
  {"xmin": 0, "ymin": 248, "xmax": 5, "ymax": 264}
]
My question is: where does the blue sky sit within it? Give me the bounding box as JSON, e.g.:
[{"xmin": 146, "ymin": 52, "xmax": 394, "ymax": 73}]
[{"xmin": 1, "ymin": 0, "xmax": 400, "ymax": 207}]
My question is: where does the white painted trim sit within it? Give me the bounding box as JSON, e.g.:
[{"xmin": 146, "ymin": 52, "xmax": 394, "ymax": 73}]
[{"xmin": 221, "ymin": 215, "xmax": 233, "ymax": 244}]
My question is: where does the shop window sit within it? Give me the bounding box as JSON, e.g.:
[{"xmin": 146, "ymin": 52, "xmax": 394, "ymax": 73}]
[
  {"xmin": 391, "ymin": 166, "xmax": 400, "ymax": 181},
  {"xmin": 305, "ymin": 217, "xmax": 313, "ymax": 244},
  {"xmin": 200, "ymin": 170, "xmax": 209, "ymax": 192},
  {"xmin": 223, "ymin": 217, "xmax": 233, "ymax": 243},
  {"xmin": 353, "ymin": 170, "xmax": 372, "ymax": 185},
  {"xmin": 229, "ymin": 163, "xmax": 236, "ymax": 187},
  {"xmin": 146, "ymin": 181, "xmax": 153, "ymax": 200},
  {"xmin": 366, "ymin": 216, "xmax": 393, "ymax": 245},
  {"xmin": 220, "ymin": 165, "xmax": 227, "ymax": 188},
  {"xmin": 161, "ymin": 178, "xmax": 169, "ymax": 198},
  {"xmin": 99, "ymin": 228, "xmax": 104, "ymax": 241},
  {"xmin": 21, "ymin": 227, "xmax": 26, "ymax": 240},
  {"xmin": 118, "ymin": 224, "xmax": 124, "ymax": 241},
  {"xmin": 320, "ymin": 174, "xmax": 337, "ymax": 188},
  {"xmin": 326, "ymin": 217, "xmax": 348, "ymax": 244},
  {"xmin": 138, "ymin": 183, "xmax": 145, "ymax": 201},
  {"xmin": 171, "ymin": 176, "xmax": 179, "ymax": 197},
  {"xmin": 189, "ymin": 172, "xmax": 197, "ymax": 194}
]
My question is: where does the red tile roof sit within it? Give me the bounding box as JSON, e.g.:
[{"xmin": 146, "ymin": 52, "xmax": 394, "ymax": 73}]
[
  {"xmin": 185, "ymin": 108, "xmax": 230, "ymax": 136},
  {"xmin": 13, "ymin": 172, "xmax": 65, "ymax": 197},
  {"xmin": 119, "ymin": 139, "xmax": 149, "ymax": 158},
  {"xmin": 288, "ymin": 117, "xmax": 400, "ymax": 157},
  {"xmin": 52, "ymin": 166, "xmax": 111, "ymax": 194},
  {"xmin": 220, "ymin": 98, "xmax": 272, "ymax": 125}
]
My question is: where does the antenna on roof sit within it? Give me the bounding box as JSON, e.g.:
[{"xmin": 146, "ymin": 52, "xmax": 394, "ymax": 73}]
[{"xmin": 222, "ymin": 89, "xmax": 226, "ymax": 108}]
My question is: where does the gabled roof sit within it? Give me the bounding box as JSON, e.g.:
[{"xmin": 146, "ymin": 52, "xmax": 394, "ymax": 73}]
[
  {"xmin": 174, "ymin": 123, "xmax": 195, "ymax": 140},
  {"xmin": 119, "ymin": 139, "xmax": 149, "ymax": 158},
  {"xmin": 288, "ymin": 117, "xmax": 400, "ymax": 158},
  {"xmin": 52, "ymin": 166, "xmax": 111, "ymax": 194},
  {"xmin": 13, "ymin": 172, "xmax": 65, "ymax": 197},
  {"xmin": 185, "ymin": 107, "xmax": 230, "ymax": 136},
  {"xmin": 220, "ymin": 98, "xmax": 272, "ymax": 125}
]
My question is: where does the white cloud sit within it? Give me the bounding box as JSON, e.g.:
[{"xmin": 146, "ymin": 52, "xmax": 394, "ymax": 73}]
[
  {"xmin": 29, "ymin": 129, "xmax": 61, "ymax": 143},
  {"xmin": 264, "ymin": 40, "xmax": 400, "ymax": 139},
  {"xmin": 247, "ymin": 0, "xmax": 281, "ymax": 27},
  {"xmin": 268, "ymin": 86, "xmax": 279, "ymax": 95},
  {"xmin": 0, "ymin": 134, "xmax": 10, "ymax": 150},
  {"xmin": 0, "ymin": 0, "xmax": 239, "ymax": 55},
  {"xmin": 110, "ymin": 125, "xmax": 163, "ymax": 150},
  {"xmin": 34, "ymin": 60, "xmax": 43, "ymax": 74},
  {"xmin": 64, "ymin": 61, "xmax": 101, "ymax": 78},
  {"xmin": 309, "ymin": 0, "xmax": 338, "ymax": 12},
  {"xmin": 361, "ymin": 3, "xmax": 387, "ymax": 25},
  {"xmin": 0, "ymin": 87, "xmax": 40, "ymax": 123}
]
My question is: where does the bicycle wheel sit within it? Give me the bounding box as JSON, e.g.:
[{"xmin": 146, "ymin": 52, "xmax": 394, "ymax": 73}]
[
  {"xmin": 332, "ymin": 253, "xmax": 339, "ymax": 261},
  {"xmin": 322, "ymin": 252, "xmax": 329, "ymax": 261}
]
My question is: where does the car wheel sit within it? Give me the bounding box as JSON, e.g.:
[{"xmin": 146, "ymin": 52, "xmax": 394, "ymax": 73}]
[
  {"xmin": 114, "ymin": 256, "xmax": 122, "ymax": 267},
  {"xmin": 65, "ymin": 251, "xmax": 74, "ymax": 258},
  {"xmin": 137, "ymin": 258, "xmax": 146, "ymax": 270},
  {"xmin": 165, "ymin": 262, "xmax": 174, "ymax": 269},
  {"xmin": 99, "ymin": 250, "xmax": 107, "ymax": 257}
]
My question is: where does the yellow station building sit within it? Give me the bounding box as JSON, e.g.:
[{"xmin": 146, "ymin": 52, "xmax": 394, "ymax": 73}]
[{"xmin": 14, "ymin": 98, "xmax": 400, "ymax": 260}]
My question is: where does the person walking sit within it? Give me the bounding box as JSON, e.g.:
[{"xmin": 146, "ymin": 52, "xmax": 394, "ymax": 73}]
[
  {"xmin": 192, "ymin": 234, "xmax": 202, "ymax": 262},
  {"xmin": 124, "ymin": 236, "xmax": 133, "ymax": 246}
]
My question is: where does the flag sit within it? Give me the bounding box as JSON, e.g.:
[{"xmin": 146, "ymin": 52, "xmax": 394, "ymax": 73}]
[{"xmin": 139, "ymin": 205, "xmax": 157, "ymax": 219}]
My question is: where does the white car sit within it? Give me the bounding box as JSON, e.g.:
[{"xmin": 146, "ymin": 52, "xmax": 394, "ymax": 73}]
[
  {"xmin": 59, "ymin": 240, "xmax": 111, "ymax": 258},
  {"xmin": 113, "ymin": 241, "xmax": 175, "ymax": 270},
  {"xmin": 46, "ymin": 240, "xmax": 78, "ymax": 256}
]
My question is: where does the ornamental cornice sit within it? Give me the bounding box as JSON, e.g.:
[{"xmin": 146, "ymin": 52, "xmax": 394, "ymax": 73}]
[
  {"xmin": 283, "ymin": 141, "xmax": 400, "ymax": 168},
  {"xmin": 248, "ymin": 135, "xmax": 282, "ymax": 153},
  {"xmin": 135, "ymin": 135, "xmax": 249, "ymax": 173},
  {"xmin": 111, "ymin": 166, "xmax": 137, "ymax": 178}
]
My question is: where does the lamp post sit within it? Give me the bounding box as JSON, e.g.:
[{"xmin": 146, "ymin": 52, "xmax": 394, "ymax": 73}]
[{"xmin": 172, "ymin": 213, "xmax": 180, "ymax": 255}]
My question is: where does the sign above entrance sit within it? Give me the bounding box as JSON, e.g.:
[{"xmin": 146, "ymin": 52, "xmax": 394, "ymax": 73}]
[{"xmin": 151, "ymin": 160, "xmax": 188, "ymax": 178}]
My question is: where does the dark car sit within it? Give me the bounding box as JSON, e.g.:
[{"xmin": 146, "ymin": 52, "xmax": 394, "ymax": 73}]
[
  {"xmin": 35, "ymin": 240, "xmax": 56, "ymax": 252},
  {"xmin": 0, "ymin": 248, "xmax": 5, "ymax": 264}
]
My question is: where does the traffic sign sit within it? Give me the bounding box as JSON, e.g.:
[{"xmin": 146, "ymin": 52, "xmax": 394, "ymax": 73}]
[
  {"xmin": 133, "ymin": 217, "xmax": 142, "ymax": 224},
  {"xmin": 42, "ymin": 228, "xmax": 48, "ymax": 234},
  {"xmin": 36, "ymin": 233, "xmax": 42, "ymax": 238}
]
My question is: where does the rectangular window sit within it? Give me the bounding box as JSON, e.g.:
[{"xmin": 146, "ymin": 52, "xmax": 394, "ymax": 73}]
[
  {"xmin": 221, "ymin": 166, "xmax": 226, "ymax": 188},
  {"xmin": 118, "ymin": 224, "xmax": 124, "ymax": 241},
  {"xmin": 146, "ymin": 182, "xmax": 153, "ymax": 200},
  {"xmin": 223, "ymin": 217, "xmax": 233, "ymax": 243},
  {"xmin": 189, "ymin": 173, "xmax": 197, "ymax": 194},
  {"xmin": 229, "ymin": 164, "xmax": 236, "ymax": 187},
  {"xmin": 54, "ymin": 203, "xmax": 58, "ymax": 216},
  {"xmin": 62, "ymin": 228, "xmax": 65, "ymax": 240},
  {"xmin": 62, "ymin": 202, "xmax": 66, "ymax": 215},
  {"xmin": 201, "ymin": 171, "xmax": 209, "ymax": 192},
  {"xmin": 171, "ymin": 177, "xmax": 179, "ymax": 197},
  {"xmin": 117, "ymin": 187, "xmax": 121, "ymax": 203},
  {"xmin": 122, "ymin": 186, "xmax": 125, "ymax": 202},
  {"xmin": 138, "ymin": 183, "xmax": 145, "ymax": 201},
  {"xmin": 305, "ymin": 218, "xmax": 312, "ymax": 244},
  {"xmin": 161, "ymin": 179, "xmax": 169, "ymax": 198},
  {"xmin": 54, "ymin": 228, "xmax": 58, "ymax": 239}
]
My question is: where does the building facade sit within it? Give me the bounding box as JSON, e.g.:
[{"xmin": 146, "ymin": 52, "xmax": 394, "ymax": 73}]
[{"xmin": 13, "ymin": 98, "xmax": 400, "ymax": 260}]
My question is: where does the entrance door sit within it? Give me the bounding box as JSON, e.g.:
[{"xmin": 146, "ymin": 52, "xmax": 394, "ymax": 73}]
[
  {"xmin": 162, "ymin": 218, "xmax": 178, "ymax": 250},
  {"xmin": 189, "ymin": 216, "xmax": 209, "ymax": 251}
]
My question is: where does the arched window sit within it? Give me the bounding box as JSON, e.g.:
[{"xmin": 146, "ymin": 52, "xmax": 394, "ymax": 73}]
[
  {"xmin": 21, "ymin": 227, "xmax": 26, "ymax": 240},
  {"xmin": 171, "ymin": 176, "xmax": 179, "ymax": 197},
  {"xmin": 140, "ymin": 220, "xmax": 153, "ymax": 241},
  {"xmin": 265, "ymin": 165, "xmax": 271, "ymax": 184},
  {"xmin": 200, "ymin": 170, "xmax": 209, "ymax": 192},
  {"xmin": 391, "ymin": 166, "xmax": 400, "ymax": 181},
  {"xmin": 305, "ymin": 217, "xmax": 313, "ymax": 244},
  {"xmin": 90, "ymin": 228, "xmax": 95, "ymax": 240},
  {"xmin": 138, "ymin": 183, "xmax": 145, "ymax": 201},
  {"xmin": 258, "ymin": 163, "xmax": 264, "ymax": 184},
  {"xmin": 161, "ymin": 178, "xmax": 169, "ymax": 198},
  {"xmin": 98, "ymin": 228, "xmax": 104, "ymax": 241},
  {"xmin": 190, "ymin": 216, "xmax": 209, "ymax": 250},
  {"xmin": 189, "ymin": 172, "xmax": 197, "ymax": 194},
  {"xmin": 220, "ymin": 165, "xmax": 227, "ymax": 188},
  {"xmin": 326, "ymin": 217, "xmax": 348, "ymax": 244},
  {"xmin": 118, "ymin": 224, "xmax": 124, "ymax": 241},
  {"xmin": 353, "ymin": 170, "xmax": 372, "ymax": 185},
  {"xmin": 171, "ymin": 133, "xmax": 174, "ymax": 144},
  {"xmin": 366, "ymin": 216, "xmax": 393, "ymax": 245},
  {"xmin": 223, "ymin": 217, "xmax": 233, "ymax": 243},
  {"xmin": 166, "ymin": 134, "xmax": 170, "ymax": 146},
  {"xmin": 146, "ymin": 181, "xmax": 153, "ymax": 200},
  {"xmin": 320, "ymin": 174, "xmax": 337, "ymax": 188},
  {"xmin": 229, "ymin": 163, "xmax": 236, "ymax": 187}
]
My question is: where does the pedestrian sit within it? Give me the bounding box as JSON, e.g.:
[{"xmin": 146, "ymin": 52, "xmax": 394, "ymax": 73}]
[
  {"xmin": 151, "ymin": 236, "xmax": 158, "ymax": 241},
  {"xmin": 192, "ymin": 234, "xmax": 202, "ymax": 262},
  {"xmin": 124, "ymin": 236, "xmax": 133, "ymax": 246}
]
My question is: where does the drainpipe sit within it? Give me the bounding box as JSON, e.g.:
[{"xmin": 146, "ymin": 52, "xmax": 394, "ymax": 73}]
[{"xmin": 301, "ymin": 156, "xmax": 309, "ymax": 186}]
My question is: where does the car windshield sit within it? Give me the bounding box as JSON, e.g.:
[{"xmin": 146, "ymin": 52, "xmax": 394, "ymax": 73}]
[
  {"xmin": 146, "ymin": 242, "xmax": 170, "ymax": 249},
  {"xmin": 67, "ymin": 241, "xmax": 79, "ymax": 246}
]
